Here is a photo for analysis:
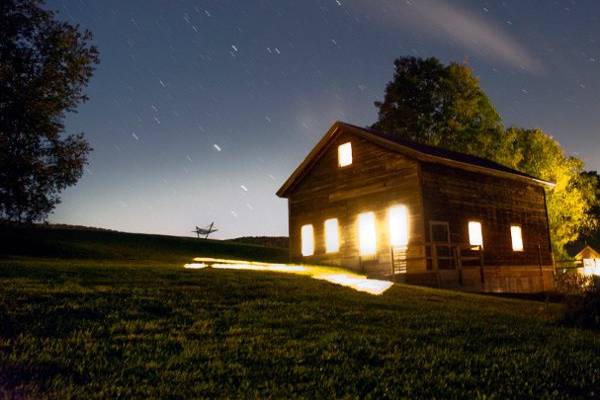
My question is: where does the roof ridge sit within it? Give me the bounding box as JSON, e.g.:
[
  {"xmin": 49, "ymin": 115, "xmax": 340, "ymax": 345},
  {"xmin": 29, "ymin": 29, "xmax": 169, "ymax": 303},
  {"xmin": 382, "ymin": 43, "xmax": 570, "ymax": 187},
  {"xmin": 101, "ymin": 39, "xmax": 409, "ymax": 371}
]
[
  {"xmin": 337, "ymin": 121, "xmax": 549, "ymax": 184},
  {"xmin": 276, "ymin": 121, "xmax": 554, "ymax": 198}
]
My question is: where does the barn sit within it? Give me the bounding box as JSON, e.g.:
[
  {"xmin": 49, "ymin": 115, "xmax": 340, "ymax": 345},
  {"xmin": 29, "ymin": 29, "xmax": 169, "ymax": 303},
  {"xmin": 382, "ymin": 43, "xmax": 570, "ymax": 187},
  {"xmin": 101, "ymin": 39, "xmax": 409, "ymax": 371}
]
[{"xmin": 276, "ymin": 121, "xmax": 556, "ymax": 293}]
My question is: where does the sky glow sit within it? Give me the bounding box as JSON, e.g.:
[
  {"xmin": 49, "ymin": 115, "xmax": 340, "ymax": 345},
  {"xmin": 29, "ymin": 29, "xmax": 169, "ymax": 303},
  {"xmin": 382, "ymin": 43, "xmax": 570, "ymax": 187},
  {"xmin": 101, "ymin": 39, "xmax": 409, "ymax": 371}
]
[{"xmin": 47, "ymin": 0, "xmax": 600, "ymax": 238}]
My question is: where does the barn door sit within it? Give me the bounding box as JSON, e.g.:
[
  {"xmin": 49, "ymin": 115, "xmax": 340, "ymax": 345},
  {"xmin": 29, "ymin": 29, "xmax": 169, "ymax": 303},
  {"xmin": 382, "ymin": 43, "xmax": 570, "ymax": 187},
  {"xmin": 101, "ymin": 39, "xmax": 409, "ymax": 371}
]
[{"xmin": 428, "ymin": 221, "xmax": 454, "ymax": 270}]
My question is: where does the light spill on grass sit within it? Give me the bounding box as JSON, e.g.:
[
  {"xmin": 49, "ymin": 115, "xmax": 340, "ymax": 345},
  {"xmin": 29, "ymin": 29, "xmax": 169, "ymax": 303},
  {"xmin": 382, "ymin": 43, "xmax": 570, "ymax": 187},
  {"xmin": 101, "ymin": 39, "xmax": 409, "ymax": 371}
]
[
  {"xmin": 184, "ymin": 257, "xmax": 394, "ymax": 295},
  {"xmin": 1, "ymin": 258, "xmax": 599, "ymax": 398}
]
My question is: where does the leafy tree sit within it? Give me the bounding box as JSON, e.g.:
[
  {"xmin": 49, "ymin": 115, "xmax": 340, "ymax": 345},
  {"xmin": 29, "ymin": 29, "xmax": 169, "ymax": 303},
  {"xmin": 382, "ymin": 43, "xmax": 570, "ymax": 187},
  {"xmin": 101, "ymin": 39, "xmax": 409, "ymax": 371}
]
[
  {"xmin": 566, "ymin": 171, "xmax": 600, "ymax": 254},
  {"xmin": 0, "ymin": 0, "xmax": 99, "ymax": 223},
  {"xmin": 575, "ymin": 171, "xmax": 600, "ymax": 237},
  {"xmin": 372, "ymin": 57, "xmax": 504, "ymax": 160},
  {"xmin": 373, "ymin": 57, "xmax": 599, "ymax": 256}
]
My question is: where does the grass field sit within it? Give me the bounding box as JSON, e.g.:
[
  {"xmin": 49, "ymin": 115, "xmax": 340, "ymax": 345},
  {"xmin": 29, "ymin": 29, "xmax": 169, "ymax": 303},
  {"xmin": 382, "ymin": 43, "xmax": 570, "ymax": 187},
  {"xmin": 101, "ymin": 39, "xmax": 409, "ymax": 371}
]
[{"xmin": 1, "ymin": 226, "xmax": 600, "ymax": 398}]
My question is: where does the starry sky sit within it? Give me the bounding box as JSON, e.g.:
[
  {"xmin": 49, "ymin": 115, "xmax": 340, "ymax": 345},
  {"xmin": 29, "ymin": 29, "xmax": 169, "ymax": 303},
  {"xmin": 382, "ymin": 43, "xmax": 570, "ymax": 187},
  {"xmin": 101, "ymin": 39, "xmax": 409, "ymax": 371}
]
[{"xmin": 47, "ymin": 0, "xmax": 600, "ymax": 239}]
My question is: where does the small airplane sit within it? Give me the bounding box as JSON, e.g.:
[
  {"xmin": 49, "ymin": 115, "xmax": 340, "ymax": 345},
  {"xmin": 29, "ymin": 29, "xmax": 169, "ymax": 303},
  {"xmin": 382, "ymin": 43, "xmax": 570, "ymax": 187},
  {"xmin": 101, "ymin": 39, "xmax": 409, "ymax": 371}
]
[{"xmin": 192, "ymin": 222, "xmax": 218, "ymax": 239}]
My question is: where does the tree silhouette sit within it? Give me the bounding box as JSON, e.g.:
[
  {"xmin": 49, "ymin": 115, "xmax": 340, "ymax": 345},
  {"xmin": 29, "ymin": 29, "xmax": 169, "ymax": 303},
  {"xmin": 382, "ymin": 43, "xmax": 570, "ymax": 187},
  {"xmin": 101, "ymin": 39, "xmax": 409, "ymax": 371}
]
[
  {"xmin": 372, "ymin": 57, "xmax": 504, "ymax": 161},
  {"xmin": 1, "ymin": 0, "xmax": 99, "ymax": 222}
]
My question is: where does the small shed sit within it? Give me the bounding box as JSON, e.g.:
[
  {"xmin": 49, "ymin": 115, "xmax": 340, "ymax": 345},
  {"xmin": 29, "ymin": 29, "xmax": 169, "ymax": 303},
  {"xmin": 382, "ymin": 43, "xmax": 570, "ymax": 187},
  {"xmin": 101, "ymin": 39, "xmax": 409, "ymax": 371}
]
[
  {"xmin": 277, "ymin": 121, "xmax": 556, "ymax": 293},
  {"xmin": 575, "ymin": 245, "xmax": 600, "ymax": 276}
]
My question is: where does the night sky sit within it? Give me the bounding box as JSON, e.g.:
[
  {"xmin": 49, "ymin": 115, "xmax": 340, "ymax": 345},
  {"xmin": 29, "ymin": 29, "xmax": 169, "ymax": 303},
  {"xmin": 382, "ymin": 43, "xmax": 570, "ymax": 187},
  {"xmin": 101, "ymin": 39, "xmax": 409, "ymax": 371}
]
[{"xmin": 47, "ymin": 0, "xmax": 600, "ymax": 239}]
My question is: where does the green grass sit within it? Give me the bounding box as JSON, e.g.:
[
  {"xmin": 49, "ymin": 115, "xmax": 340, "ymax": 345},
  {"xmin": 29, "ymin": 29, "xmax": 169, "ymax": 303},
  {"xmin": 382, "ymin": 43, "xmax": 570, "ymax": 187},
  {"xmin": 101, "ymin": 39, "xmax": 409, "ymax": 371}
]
[{"xmin": 1, "ymin": 226, "xmax": 600, "ymax": 398}]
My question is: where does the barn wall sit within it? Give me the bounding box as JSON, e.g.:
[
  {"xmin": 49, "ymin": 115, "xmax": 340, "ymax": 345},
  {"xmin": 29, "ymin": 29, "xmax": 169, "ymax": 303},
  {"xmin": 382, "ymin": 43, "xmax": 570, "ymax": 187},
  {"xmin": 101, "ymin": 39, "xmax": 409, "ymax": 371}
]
[
  {"xmin": 287, "ymin": 131, "xmax": 426, "ymax": 276},
  {"xmin": 420, "ymin": 162, "xmax": 553, "ymax": 268}
]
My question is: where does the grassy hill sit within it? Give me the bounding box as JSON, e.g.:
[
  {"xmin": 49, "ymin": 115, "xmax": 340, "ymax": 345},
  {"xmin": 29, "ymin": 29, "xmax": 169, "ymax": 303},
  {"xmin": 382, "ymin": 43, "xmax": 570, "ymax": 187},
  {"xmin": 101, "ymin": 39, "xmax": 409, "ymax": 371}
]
[
  {"xmin": 226, "ymin": 235, "xmax": 289, "ymax": 249},
  {"xmin": 1, "ymin": 225, "xmax": 599, "ymax": 398},
  {"xmin": 0, "ymin": 224, "xmax": 288, "ymax": 263}
]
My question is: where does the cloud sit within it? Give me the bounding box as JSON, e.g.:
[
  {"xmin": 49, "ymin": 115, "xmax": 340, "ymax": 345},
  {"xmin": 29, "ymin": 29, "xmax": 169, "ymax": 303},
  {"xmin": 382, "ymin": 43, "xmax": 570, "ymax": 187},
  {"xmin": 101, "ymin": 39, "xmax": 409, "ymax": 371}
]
[{"xmin": 354, "ymin": 0, "xmax": 543, "ymax": 73}]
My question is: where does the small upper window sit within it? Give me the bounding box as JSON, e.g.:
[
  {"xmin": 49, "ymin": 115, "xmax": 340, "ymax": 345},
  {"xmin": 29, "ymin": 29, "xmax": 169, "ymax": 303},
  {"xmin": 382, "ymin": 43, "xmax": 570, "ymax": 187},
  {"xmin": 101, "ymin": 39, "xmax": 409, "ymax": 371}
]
[
  {"xmin": 468, "ymin": 221, "xmax": 483, "ymax": 247},
  {"xmin": 338, "ymin": 142, "xmax": 352, "ymax": 167},
  {"xmin": 510, "ymin": 225, "xmax": 524, "ymax": 251}
]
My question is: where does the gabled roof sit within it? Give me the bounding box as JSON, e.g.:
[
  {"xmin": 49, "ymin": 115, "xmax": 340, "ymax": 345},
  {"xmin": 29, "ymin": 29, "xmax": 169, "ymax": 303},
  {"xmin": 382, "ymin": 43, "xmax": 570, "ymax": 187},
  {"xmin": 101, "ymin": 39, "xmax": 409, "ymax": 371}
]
[
  {"xmin": 575, "ymin": 245, "xmax": 600, "ymax": 260},
  {"xmin": 276, "ymin": 121, "xmax": 555, "ymax": 198}
]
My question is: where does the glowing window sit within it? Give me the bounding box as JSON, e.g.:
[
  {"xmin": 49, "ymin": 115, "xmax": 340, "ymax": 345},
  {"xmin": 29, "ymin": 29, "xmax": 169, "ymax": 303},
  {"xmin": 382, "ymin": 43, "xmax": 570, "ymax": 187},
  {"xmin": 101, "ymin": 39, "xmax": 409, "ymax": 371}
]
[
  {"xmin": 324, "ymin": 218, "xmax": 340, "ymax": 253},
  {"xmin": 389, "ymin": 205, "xmax": 409, "ymax": 247},
  {"xmin": 511, "ymin": 225, "xmax": 524, "ymax": 251},
  {"xmin": 301, "ymin": 224, "xmax": 314, "ymax": 256},
  {"xmin": 338, "ymin": 142, "xmax": 352, "ymax": 167},
  {"xmin": 468, "ymin": 221, "xmax": 483, "ymax": 247},
  {"xmin": 358, "ymin": 212, "xmax": 377, "ymax": 256}
]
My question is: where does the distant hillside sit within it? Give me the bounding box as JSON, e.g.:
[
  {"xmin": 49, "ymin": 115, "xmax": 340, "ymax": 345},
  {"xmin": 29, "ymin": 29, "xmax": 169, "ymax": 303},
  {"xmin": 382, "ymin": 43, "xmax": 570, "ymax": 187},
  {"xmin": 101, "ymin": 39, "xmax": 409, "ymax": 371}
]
[
  {"xmin": 0, "ymin": 224, "xmax": 288, "ymax": 263},
  {"xmin": 226, "ymin": 236, "xmax": 289, "ymax": 249}
]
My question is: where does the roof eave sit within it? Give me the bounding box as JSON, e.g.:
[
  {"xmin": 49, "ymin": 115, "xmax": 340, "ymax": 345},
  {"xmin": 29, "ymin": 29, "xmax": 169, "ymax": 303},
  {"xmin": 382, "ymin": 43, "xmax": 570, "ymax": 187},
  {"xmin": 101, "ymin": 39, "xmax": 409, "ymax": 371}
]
[
  {"xmin": 276, "ymin": 122, "xmax": 343, "ymax": 198},
  {"xmin": 276, "ymin": 121, "xmax": 555, "ymax": 198}
]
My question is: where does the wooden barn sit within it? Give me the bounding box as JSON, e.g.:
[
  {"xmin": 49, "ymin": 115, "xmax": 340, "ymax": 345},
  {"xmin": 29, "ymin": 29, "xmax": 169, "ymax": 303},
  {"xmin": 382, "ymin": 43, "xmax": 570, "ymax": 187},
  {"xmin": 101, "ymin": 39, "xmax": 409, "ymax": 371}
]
[{"xmin": 277, "ymin": 121, "xmax": 556, "ymax": 293}]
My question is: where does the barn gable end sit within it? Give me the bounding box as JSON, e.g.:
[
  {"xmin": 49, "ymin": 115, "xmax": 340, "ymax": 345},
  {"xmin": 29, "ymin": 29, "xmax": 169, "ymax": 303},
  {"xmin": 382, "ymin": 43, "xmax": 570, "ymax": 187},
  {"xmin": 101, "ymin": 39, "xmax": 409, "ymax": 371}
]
[{"xmin": 286, "ymin": 128, "xmax": 426, "ymax": 275}]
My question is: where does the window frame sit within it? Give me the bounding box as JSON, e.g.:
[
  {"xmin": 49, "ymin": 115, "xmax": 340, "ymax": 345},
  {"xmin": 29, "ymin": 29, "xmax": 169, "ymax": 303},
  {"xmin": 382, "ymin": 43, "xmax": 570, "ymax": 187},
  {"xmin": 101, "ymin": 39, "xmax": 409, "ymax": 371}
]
[
  {"xmin": 467, "ymin": 220, "xmax": 483, "ymax": 248},
  {"xmin": 300, "ymin": 224, "xmax": 314, "ymax": 256},
  {"xmin": 510, "ymin": 224, "xmax": 524, "ymax": 252},
  {"xmin": 358, "ymin": 211, "xmax": 377, "ymax": 256},
  {"xmin": 324, "ymin": 218, "xmax": 340, "ymax": 254},
  {"xmin": 337, "ymin": 142, "xmax": 353, "ymax": 168},
  {"xmin": 388, "ymin": 204, "xmax": 409, "ymax": 248}
]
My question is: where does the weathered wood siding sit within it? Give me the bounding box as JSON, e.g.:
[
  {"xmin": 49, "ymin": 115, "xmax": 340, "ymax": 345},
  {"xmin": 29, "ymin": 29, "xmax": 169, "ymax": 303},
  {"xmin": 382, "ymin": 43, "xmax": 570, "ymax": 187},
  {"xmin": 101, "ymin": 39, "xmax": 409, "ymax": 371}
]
[
  {"xmin": 287, "ymin": 131, "xmax": 426, "ymax": 275},
  {"xmin": 420, "ymin": 162, "xmax": 553, "ymax": 268}
]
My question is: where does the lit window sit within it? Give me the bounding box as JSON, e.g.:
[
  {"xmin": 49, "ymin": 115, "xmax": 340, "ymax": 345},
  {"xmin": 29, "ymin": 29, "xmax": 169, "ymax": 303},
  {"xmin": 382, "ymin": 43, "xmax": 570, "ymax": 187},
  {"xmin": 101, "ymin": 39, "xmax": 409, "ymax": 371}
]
[
  {"xmin": 389, "ymin": 205, "xmax": 409, "ymax": 247},
  {"xmin": 301, "ymin": 224, "xmax": 314, "ymax": 256},
  {"xmin": 358, "ymin": 212, "xmax": 377, "ymax": 256},
  {"xmin": 338, "ymin": 142, "xmax": 352, "ymax": 167},
  {"xmin": 511, "ymin": 225, "xmax": 524, "ymax": 251},
  {"xmin": 468, "ymin": 221, "xmax": 483, "ymax": 247},
  {"xmin": 324, "ymin": 218, "xmax": 340, "ymax": 253}
]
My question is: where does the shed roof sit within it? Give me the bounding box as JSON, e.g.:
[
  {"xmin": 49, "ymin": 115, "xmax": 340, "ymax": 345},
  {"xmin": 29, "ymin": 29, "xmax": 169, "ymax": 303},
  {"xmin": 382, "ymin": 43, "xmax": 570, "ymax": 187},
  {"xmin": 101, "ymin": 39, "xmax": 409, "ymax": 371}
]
[
  {"xmin": 276, "ymin": 121, "xmax": 555, "ymax": 198},
  {"xmin": 575, "ymin": 245, "xmax": 600, "ymax": 260}
]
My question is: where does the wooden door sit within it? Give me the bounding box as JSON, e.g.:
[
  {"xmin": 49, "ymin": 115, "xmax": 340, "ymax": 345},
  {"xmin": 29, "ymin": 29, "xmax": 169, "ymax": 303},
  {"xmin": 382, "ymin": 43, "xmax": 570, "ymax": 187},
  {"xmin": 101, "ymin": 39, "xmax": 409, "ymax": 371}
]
[{"xmin": 428, "ymin": 221, "xmax": 454, "ymax": 270}]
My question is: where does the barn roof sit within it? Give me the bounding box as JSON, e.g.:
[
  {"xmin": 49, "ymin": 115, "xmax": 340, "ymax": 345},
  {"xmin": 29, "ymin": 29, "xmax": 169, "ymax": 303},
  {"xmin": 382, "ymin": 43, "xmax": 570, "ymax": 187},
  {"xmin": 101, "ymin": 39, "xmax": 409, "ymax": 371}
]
[{"xmin": 276, "ymin": 121, "xmax": 555, "ymax": 198}]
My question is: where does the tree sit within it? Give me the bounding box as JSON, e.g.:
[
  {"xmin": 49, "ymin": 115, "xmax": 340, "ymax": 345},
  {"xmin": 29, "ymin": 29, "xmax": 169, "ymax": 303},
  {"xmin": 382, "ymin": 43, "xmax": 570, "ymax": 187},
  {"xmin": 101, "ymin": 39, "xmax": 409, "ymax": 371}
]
[
  {"xmin": 372, "ymin": 57, "xmax": 504, "ymax": 161},
  {"xmin": 580, "ymin": 171, "xmax": 600, "ymax": 235},
  {"xmin": 501, "ymin": 128, "xmax": 598, "ymax": 257},
  {"xmin": 0, "ymin": 0, "xmax": 99, "ymax": 223},
  {"xmin": 373, "ymin": 57, "xmax": 599, "ymax": 256},
  {"xmin": 566, "ymin": 171, "xmax": 600, "ymax": 254}
]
